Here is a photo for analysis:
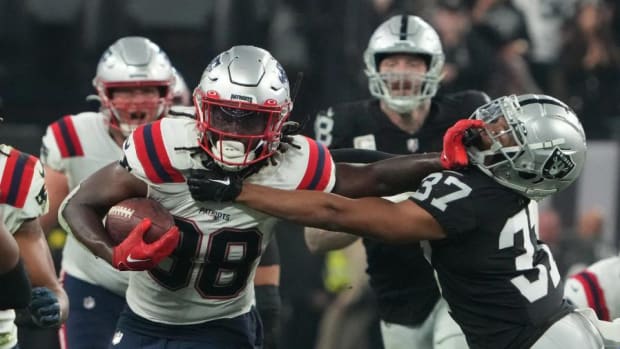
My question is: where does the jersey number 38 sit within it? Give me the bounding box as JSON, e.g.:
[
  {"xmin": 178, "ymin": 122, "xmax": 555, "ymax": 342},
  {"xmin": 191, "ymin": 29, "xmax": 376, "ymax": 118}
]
[{"xmin": 149, "ymin": 217, "xmax": 262, "ymax": 299}]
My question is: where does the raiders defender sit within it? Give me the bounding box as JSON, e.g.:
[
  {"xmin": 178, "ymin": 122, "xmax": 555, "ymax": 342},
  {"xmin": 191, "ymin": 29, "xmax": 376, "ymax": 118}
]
[
  {"xmin": 194, "ymin": 94, "xmax": 606, "ymax": 348},
  {"xmin": 310, "ymin": 15, "xmax": 488, "ymax": 348},
  {"xmin": 59, "ymin": 46, "xmax": 446, "ymax": 348},
  {"xmin": 0, "ymin": 145, "xmax": 67, "ymax": 349}
]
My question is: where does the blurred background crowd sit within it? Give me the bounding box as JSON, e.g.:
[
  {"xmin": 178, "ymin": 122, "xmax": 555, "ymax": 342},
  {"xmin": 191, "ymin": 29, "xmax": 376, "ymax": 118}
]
[{"xmin": 1, "ymin": 0, "xmax": 620, "ymax": 348}]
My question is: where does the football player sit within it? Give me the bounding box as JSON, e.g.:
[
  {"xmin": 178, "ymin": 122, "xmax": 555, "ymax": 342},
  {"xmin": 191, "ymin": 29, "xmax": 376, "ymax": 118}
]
[
  {"xmin": 0, "ymin": 144, "xmax": 68, "ymax": 349},
  {"xmin": 58, "ymin": 45, "xmax": 452, "ymax": 348},
  {"xmin": 565, "ymin": 255, "xmax": 620, "ymax": 322},
  {"xmin": 169, "ymin": 66, "xmax": 284, "ymax": 349},
  {"xmin": 0, "ymin": 213, "xmax": 31, "ymax": 310},
  {"xmin": 191, "ymin": 94, "xmax": 609, "ymax": 348},
  {"xmin": 310, "ymin": 14, "xmax": 488, "ymax": 349},
  {"xmin": 39, "ymin": 36, "xmax": 176, "ymax": 349}
]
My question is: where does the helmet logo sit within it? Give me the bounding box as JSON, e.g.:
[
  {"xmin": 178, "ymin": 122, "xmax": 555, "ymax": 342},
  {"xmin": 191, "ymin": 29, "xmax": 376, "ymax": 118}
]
[
  {"xmin": 230, "ymin": 94, "xmax": 253, "ymax": 103},
  {"xmin": 542, "ymin": 148, "xmax": 575, "ymax": 179},
  {"xmin": 99, "ymin": 49, "xmax": 112, "ymax": 65},
  {"xmin": 206, "ymin": 54, "xmax": 222, "ymax": 72},
  {"xmin": 276, "ymin": 63, "xmax": 288, "ymax": 83}
]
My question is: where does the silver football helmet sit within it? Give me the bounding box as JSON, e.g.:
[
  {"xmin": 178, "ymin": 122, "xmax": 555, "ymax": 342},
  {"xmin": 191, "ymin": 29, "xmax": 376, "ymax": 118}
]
[
  {"xmin": 193, "ymin": 45, "xmax": 292, "ymax": 171},
  {"xmin": 467, "ymin": 94, "xmax": 587, "ymax": 200},
  {"xmin": 363, "ymin": 15, "xmax": 444, "ymax": 113},
  {"xmin": 93, "ymin": 36, "xmax": 175, "ymax": 136},
  {"xmin": 172, "ymin": 68, "xmax": 191, "ymax": 106}
]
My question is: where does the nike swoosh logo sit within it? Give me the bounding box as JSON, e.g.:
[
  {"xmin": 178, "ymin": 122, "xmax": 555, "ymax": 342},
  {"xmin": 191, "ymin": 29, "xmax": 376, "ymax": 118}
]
[
  {"xmin": 210, "ymin": 178, "xmax": 230, "ymax": 185},
  {"xmin": 127, "ymin": 255, "xmax": 150, "ymax": 263}
]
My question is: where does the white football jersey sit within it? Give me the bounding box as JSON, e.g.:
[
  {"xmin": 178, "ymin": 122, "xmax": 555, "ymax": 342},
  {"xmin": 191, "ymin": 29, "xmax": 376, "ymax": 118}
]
[
  {"xmin": 564, "ymin": 256, "xmax": 620, "ymax": 321},
  {"xmin": 41, "ymin": 112, "xmax": 128, "ymax": 296},
  {"xmin": 121, "ymin": 116, "xmax": 335, "ymax": 324},
  {"xmin": 0, "ymin": 145, "xmax": 48, "ymax": 349}
]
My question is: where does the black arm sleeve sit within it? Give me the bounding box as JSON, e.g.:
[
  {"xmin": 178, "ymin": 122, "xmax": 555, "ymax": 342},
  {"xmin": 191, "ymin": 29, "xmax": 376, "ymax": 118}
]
[
  {"xmin": 255, "ymin": 285, "xmax": 282, "ymax": 349},
  {"xmin": 0, "ymin": 259, "xmax": 32, "ymax": 310},
  {"xmin": 330, "ymin": 148, "xmax": 396, "ymax": 164},
  {"xmin": 259, "ymin": 239, "xmax": 280, "ymax": 266}
]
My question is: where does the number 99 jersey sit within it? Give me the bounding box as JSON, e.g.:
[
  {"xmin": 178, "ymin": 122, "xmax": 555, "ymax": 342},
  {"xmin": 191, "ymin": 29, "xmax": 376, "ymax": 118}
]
[
  {"xmin": 121, "ymin": 116, "xmax": 335, "ymax": 325},
  {"xmin": 410, "ymin": 168, "xmax": 572, "ymax": 348}
]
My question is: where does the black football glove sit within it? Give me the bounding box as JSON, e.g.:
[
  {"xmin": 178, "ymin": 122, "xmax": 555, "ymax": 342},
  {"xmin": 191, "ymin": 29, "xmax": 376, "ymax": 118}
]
[
  {"xmin": 29, "ymin": 287, "xmax": 61, "ymax": 328},
  {"xmin": 187, "ymin": 169, "xmax": 243, "ymax": 202}
]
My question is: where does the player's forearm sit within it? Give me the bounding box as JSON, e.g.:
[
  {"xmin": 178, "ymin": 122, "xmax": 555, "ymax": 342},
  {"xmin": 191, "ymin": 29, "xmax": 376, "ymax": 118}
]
[
  {"xmin": 61, "ymin": 201, "xmax": 114, "ymax": 264},
  {"xmin": 304, "ymin": 227, "xmax": 358, "ymax": 253},
  {"xmin": 334, "ymin": 153, "xmax": 441, "ymax": 197},
  {"xmin": 238, "ymin": 184, "xmax": 351, "ymax": 232},
  {"xmin": 367, "ymin": 152, "xmax": 442, "ymax": 196},
  {"xmin": 0, "ymin": 231, "xmax": 20, "ymax": 273}
]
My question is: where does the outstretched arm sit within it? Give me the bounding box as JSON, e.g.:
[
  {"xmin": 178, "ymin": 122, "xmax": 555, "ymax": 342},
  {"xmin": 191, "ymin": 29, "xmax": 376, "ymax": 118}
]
[
  {"xmin": 332, "ymin": 153, "xmax": 441, "ymax": 197},
  {"xmin": 237, "ymin": 183, "xmax": 445, "ymax": 243},
  {"xmin": 329, "ymin": 117, "xmax": 486, "ymax": 198}
]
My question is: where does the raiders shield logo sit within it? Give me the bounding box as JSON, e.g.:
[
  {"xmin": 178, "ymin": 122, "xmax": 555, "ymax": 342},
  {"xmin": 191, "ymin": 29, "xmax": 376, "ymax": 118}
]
[{"xmin": 542, "ymin": 148, "xmax": 575, "ymax": 179}]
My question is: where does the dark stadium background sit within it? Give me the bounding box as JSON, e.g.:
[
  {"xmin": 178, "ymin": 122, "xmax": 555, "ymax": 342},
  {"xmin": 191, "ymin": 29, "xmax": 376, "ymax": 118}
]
[{"xmin": 1, "ymin": 0, "xmax": 619, "ymax": 348}]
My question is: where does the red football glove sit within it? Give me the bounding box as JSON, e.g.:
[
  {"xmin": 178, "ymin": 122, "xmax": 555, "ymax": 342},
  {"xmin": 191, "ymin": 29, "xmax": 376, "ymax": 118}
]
[
  {"xmin": 112, "ymin": 218, "xmax": 180, "ymax": 271},
  {"xmin": 441, "ymin": 119, "xmax": 486, "ymax": 169}
]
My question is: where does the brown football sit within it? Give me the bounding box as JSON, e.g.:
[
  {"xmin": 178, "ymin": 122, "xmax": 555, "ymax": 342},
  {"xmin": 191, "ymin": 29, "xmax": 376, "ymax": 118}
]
[{"xmin": 104, "ymin": 198, "xmax": 174, "ymax": 245}]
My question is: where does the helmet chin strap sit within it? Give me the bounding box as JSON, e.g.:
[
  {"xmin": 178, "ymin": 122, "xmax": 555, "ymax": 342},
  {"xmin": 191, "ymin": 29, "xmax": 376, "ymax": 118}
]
[{"xmin": 211, "ymin": 140, "xmax": 257, "ymax": 172}]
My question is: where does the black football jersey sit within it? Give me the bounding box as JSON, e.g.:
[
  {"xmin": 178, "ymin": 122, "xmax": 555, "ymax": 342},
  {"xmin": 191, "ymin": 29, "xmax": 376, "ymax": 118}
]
[
  {"xmin": 410, "ymin": 169, "xmax": 572, "ymax": 349},
  {"xmin": 315, "ymin": 90, "xmax": 490, "ymax": 325}
]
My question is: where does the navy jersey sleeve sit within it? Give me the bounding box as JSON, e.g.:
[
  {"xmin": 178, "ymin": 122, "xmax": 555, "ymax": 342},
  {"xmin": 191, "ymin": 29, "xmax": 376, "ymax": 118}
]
[{"xmin": 409, "ymin": 171, "xmax": 477, "ymax": 240}]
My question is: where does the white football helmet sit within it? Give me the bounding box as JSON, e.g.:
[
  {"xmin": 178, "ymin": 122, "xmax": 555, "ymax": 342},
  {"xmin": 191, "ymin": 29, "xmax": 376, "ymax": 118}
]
[
  {"xmin": 467, "ymin": 94, "xmax": 587, "ymax": 200},
  {"xmin": 364, "ymin": 15, "xmax": 444, "ymax": 113},
  {"xmin": 193, "ymin": 45, "xmax": 292, "ymax": 172},
  {"xmin": 93, "ymin": 36, "xmax": 175, "ymax": 136},
  {"xmin": 172, "ymin": 68, "xmax": 191, "ymax": 106}
]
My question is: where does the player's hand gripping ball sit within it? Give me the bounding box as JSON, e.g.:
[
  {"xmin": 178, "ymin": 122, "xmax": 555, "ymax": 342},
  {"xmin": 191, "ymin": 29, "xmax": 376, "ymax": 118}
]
[{"xmin": 105, "ymin": 198, "xmax": 174, "ymax": 245}]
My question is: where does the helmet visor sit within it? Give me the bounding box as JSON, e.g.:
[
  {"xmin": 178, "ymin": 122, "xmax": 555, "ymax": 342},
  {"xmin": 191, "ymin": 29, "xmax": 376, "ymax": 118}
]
[{"xmin": 210, "ymin": 106, "xmax": 271, "ymax": 136}]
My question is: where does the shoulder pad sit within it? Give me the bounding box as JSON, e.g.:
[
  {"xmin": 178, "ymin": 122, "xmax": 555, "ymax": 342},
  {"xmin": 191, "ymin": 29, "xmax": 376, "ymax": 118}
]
[
  {"xmin": 0, "ymin": 147, "xmax": 46, "ymax": 209},
  {"xmin": 296, "ymin": 136, "xmax": 335, "ymax": 191},
  {"xmin": 47, "ymin": 115, "xmax": 85, "ymax": 158},
  {"xmin": 124, "ymin": 119, "xmax": 189, "ymax": 184},
  {"xmin": 249, "ymin": 135, "xmax": 336, "ymax": 192}
]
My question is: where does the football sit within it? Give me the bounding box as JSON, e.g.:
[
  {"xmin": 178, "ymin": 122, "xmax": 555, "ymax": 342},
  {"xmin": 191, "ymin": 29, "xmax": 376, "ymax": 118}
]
[{"xmin": 104, "ymin": 198, "xmax": 174, "ymax": 245}]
